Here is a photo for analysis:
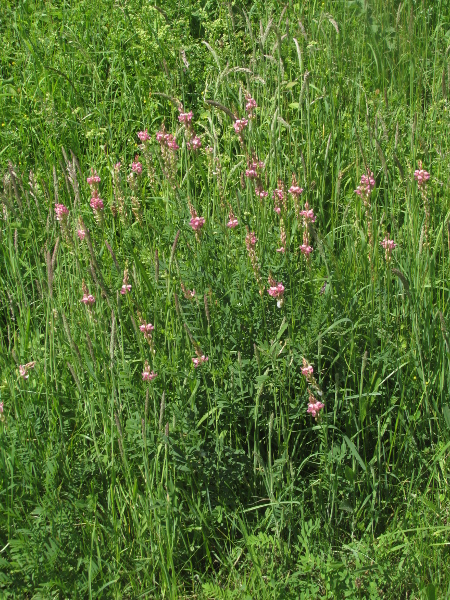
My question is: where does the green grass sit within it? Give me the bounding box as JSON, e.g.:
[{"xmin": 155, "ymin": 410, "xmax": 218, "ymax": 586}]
[{"xmin": 1, "ymin": 0, "xmax": 450, "ymax": 597}]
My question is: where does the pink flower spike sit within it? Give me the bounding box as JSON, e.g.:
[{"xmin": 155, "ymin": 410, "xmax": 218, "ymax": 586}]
[
  {"xmin": 140, "ymin": 323, "xmax": 154, "ymax": 333},
  {"xmin": 120, "ymin": 284, "xmax": 132, "ymax": 295},
  {"xmin": 188, "ymin": 136, "xmax": 202, "ymax": 150},
  {"xmin": 90, "ymin": 197, "xmax": 104, "ymax": 212},
  {"xmin": 300, "ymin": 209, "xmax": 316, "ymax": 222},
  {"xmin": 267, "ymin": 283, "xmax": 285, "ymax": 298},
  {"xmin": 138, "ymin": 129, "xmax": 150, "ymax": 142},
  {"xmin": 288, "ymin": 185, "xmax": 304, "ymax": 196},
  {"xmin": 300, "ymin": 244, "xmax": 313, "ymax": 255},
  {"xmin": 274, "ymin": 206, "xmax": 281, "ymax": 214},
  {"xmin": 276, "ymin": 247, "xmax": 285, "ymax": 253},
  {"xmin": 414, "ymin": 168, "xmax": 430, "ymax": 187},
  {"xmin": 54, "ymin": 203, "xmax": 69, "ymax": 221},
  {"xmin": 227, "ymin": 217, "xmax": 239, "ymax": 228},
  {"xmin": 307, "ymin": 400, "xmax": 324, "ymax": 418},
  {"xmin": 142, "ymin": 360, "xmax": 157, "ymax": 381},
  {"xmin": 233, "ymin": 118, "xmax": 248, "ymax": 134},
  {"xmin": 255, "ymin": 188, "xmax": 268, "ymax": 198},
  {"xmin": 178, "ymin": 111, "xmax": 193, "ymax": 124},
  {"xmin": 190, "ymin": 216, "xmax": 206, "ymax": 231},
  {"xmin": 87, "ymin": 171, "xmax": 101, "ymax": 186},
  {"xmin": 114, "ymin": 162, "xmax": 121, "ymax": 171},
  {"xmin": 301, "ymin": 365, "xmax": 314, "ymax": 377},
  {"xmin": 192, "ymin": 355, "xmax": 208, "ymax": 368},
  {"xmin": 81, "ymin": 294, "xmax": 95, "ymax": 306},
  {"xmin": 381, "ymin": 237, "xmax": 397, "ymax": 251},
  {"xmin": 19, "ymin": 361, "xmax": 36, "ymax": 380},
  {"xmin": 132, "ymin": 158, "xmax": 143, "ymax": 174},
  {"xmin": 0, "ymin": 401, "xmax": 3, "ymax": 413}
]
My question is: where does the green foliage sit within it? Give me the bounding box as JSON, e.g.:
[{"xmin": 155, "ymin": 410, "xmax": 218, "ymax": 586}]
[{"xmin": 1, "ymin": 0, "xmax": 450, "ymax": 597}]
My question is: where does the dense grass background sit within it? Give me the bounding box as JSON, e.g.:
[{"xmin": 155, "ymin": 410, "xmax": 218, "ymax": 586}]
[{"xmin": 1, "ymin": 0, "xmax": 450, "ymax": 597}]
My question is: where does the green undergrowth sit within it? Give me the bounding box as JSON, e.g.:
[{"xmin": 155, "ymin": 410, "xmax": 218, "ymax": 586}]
[{"xmin": 1, "ymin": 0, "xmax": 450, "ymax": 598}]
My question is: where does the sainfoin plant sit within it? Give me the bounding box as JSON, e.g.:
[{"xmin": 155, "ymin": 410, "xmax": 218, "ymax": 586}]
[{"xmin": 0, "ymin": 1, "xmax": 450, "ymax": 598}]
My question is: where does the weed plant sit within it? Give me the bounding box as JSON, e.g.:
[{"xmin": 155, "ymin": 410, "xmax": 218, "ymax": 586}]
[{"xmin": 1, "ymin": 0, "xmax": 450, "ymax": 598}]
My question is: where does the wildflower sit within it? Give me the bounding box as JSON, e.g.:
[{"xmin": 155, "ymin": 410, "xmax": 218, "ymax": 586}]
[
  {"xmin": 274, "ymin": 206, "xmax": 281, "ymax": 215},
  {"xmin": 0, "ymin": 402, "xmax": 3, "ymax": 413},
  {"xmin": 77, "ymin": 228, "xmax": 86, "ymax": 241},
  {"xmin": 90, "ymin": 196, "xmax": 104, "ymax": 212},
  {"xmin": 131, "ymin": 157, "xmax": 143, "ymax": 175},
  {"xmin": 355, "ymin": 171, "xmax": 375, "ymax": 199},
  {"xmin": 120, "ymin": 268, "xmax": 131, "ymax": 295},
  {"xmin": 87, "ymin": 171, "xmax": 101, "ymax": 186},
  {"xmin": 299, "ymin": 208, "xmax": 316, "ymax": 222},
  {"xmin": 137, "ymin": 129, "xmax": 150, "ymax": 142},
  {"xmin": 178, "ymin": 110, "xmax": 193, "ymax": 124},
  {"xmin": 187, "ymin": 135, "xmax": 202, "ymax": 150},
  {"xmin": 276, "ymin": 218, "xmax": 287, "ymax": 253},
  {"xmin": 288, "ymin": 184, "xmax": 304, "ymax": 196},
  {"xmin": 114, "ymin": 162, "xmax": 121, "ymax": 171},
  {"xmin": 190, "ymin": 216, "xmax": 205, "ymax": 231},
  {"xmin": 54, "ymin": 203, "xmax": 69, "ymax": 221},
  {"xmin": 140, "ymin": 323, "xmax": 155, "ymax": 334},
  {"xmin": 18, "ymin": 361, "xmax": 36, "ymax": 380},
  {"xmin": 192, "ymin": 355, "xmax": 208, "ymax": 367},
  {"xmin": 245, "ymin": 228, "xmax": 263, "ymax": 294},
  {"xmin": 255, "ymin": 187, "xmax": 268, "ymax": 198},
  {"xmin": 267, "ymin": 282, "xmax": 285, "ymax": 298},
  {"xmin": 246, "ymin": 231, "xmax": 257, "ymax": 247},
  {"xmin": 381, "ymin": 236, "xmax": 397, "ymax": 261},
  {"xmin": 301, "ymin": 365, "xmax": 314, "ymax": 378},
  {"xmin": 233, "ymin": 118, "xmax": 248, "ymax": 134},
  {"xmin": 299, "ymin": 244, "xmax": 313, "ymax": 255},
  {"xmin": 307, "ymin": 398, "xmax": 324, "ymax": 418},
  {"xmin": 227, "ymin": 210, "xmax": 238, "ymax": 228},
  {"xmin": 245, "ymin": 94, "xmax": 257, "ymax": 117},
  {"xmin": 142, "ymin": 360, "xmax": 157, "ymax": 381},
  {"xmin": 245, "ymin": 167, "xmax": 258, "ymax": 179},
  {"xmin": 181, "ymin": 282, "xmax": 196, "ymax": 299},
  {"xmin": 166, "ymin": 136, "xmax": 179, "ymax": 151},
  {"xmin": 81, "ymin": 280, "xmax": 95, "ymax": 306},
  {"xmin": 81, "ymin": 293, "xmax": 95, "ymax": 305},
  {"xmin": 414, "ymin": 167, "xmax": 430, "ymax": 187}
]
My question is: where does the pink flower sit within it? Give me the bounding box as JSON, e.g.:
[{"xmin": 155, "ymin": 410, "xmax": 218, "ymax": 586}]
[
  {"xmin": 120, "ymin": 284, "xmax": 132, "ymax": 295},
  {"xmin": 255, "ymin": 187, "xmax": 268, "ymax": 198},
  {"xmin": 381, "ymin": 237, "xmax": 397, "ymax": 251},
  {"xmin": 142, "ymin": 360, "xmax": 157, "ymax": 381},
  {"xmin": 273, "ymin": 188, "xmax": 284, "ymax": 201},
  {"xmin": 299, "ymin": 209, "xmax": 316, "ymax": 222},
  {"xmin": 245, "ymin": 168, "xmax": 258, "ymax": 179},
  {"xmin": 190, "ymin": 216, "xmax": 206, "ymax": 231},
  {"xmin": 166, "ymin": 135, "xmax": 179, "ymax": 150},
  {"xmin": 132, "ymin": 158, "xmax": 143, "ymax": 174},
  {"xmin": 81, "ymin": 293, "xmax": 95, "ymax": 306},
  {"xmin": 289, "ymin": 185, "xmax": 304, "ymax": 196},
  {"xmin": 18, "ymin": 361, "xmax": 36, "ymax": 380},
  {"xmin": 192, "ymin": 355, "xmax": 208, "ymax": 368},
  {"xmin": 114, "ymin": 162, "xmax": 121, "ymax": 171},
  {"xmin": 0, "ymin": 401, "xmax": 3, "ymax": 413},
  {"xmin": 90, "ymin": 197, "xmax": 104, "ymax": 212},
  {"xmin": 54, "ymin": 203, "xmax": 69, "ymax": 221},
  {"xmin": 140, "ymin": 323, "xmax": 155, "ymax": 334},
  {"xmin": 307, "ymin": 400, "xmax": 324, "ymax": 417},
  {"xmin": 299, "ymin": 244, "xmax": 313, "ymax": 255},
  {"xmin": 246, "ymin": 232, "xmax": 257, "ymax": 246},
  {"xmin": 414, "ymin": 168, "xmax": 430, "ymax": 187},
  {"xmin": 301, "ymin": 365, "xmax": 314, "ymax": 378},
  {"xmin": 274, "ymin": 206, "xmax": 281, "ymax": 215},
  {"xmin": 87, "ymin": 172, "xmax": 101, "ymax": 186},
  {"xmin": 138, "ymin": 129, "xmax": 150, "ymax": 142},
  {"xmin": 156, "ymin": 131, "xmax": 165, "ymax": 143},
  {"xmin": 188, "ymin": 136, "xmax": 202, "ymax": 150},
  {"xmin": 178, "ymin": 111, "xmax": 193, "ymax": 124},
  {"xmin": 245, "ymin": 97, "xmax": 257, "ymax": 113},
  {"xmin": 267, "ymin": 283, "xmax": 285, "ymax": 298},
  {"xmin": 276, "ymin": 247, "xmax": 285, "ymax": 253},
  {"xmin": 227, "ymin": 217, "xmax": 239, "ymax": 228},
  {"xmin": 77, "ymin": 229, "xmax": 86, "ymax": 241},
  {"xmin": 355, "ymin": 171, "xmax": 375, "ymax": 198},
  {"xmin": 233, "ymin": 118, "xmax": 248, "ymax": 134}
]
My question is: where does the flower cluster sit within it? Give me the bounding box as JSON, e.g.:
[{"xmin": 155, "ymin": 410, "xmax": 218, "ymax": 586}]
[
  {"xmin": 414, "ymin": 161, "xmax": 431, "ymax": 246},
  {"xmin": 54, "ymin": 203, "xmax": 69, "ymax": 222},
  {"xmin": 299, "ymin": 199, "xmax": 315, "ymax": 258},
  {"xmin": 289, "ymin": 174, "xmax": 304, "ymax": 220},
  {"xmin": 87, "ymin": 169, "xmax": 104, "ymax": 224},
  {"xmin": 227, "ymin": 209, "xmax": 238, "ymax": 229},
  {"xmin": 156, "ymin": 123, "xmax": 178, "ymax": 185},
  {"xmin": 276, "ymin": 219, "xmax": 287, "ymax": 253},
  {"xmin": 245, "ymin": 156, "xmax": 267, "ymax": 199},
  {"xmin": 142, "ymin": 360, "xmax": 157, "ymax": 381},
  {"xmin": 189, "ymin": 202, "xmax": 206, "ymax": 235},
  {"xmin": 233, "ymin": 118, "xmax": 248, "ymax": 135},
  {"xmin": 273, "ymin": 180, "xmax": 287, "ymax": 215},
  {"xmin": 381, "ymin": 236, "xmax": 397, "ymax": 261},
  {"xmin": 301, "ymin": 360, "xmax": 324, "ymax": 419},
  {"xmin": 181, "ymin": 282, "xmax": 196, "ymax": 299},
  {"xmin": 19, "ymin": 361, "xmax": 36, "ymax": 380},
  {"xmin": 81, "ymin": 280, "xmax": 95, "ymax": 306},
  {"xmin": 267, "ymin": 275, "xmax": 285, "ymax": 308},
  {"xmin": 178, "ymin": 106, "xmax": 202, "ymax": 151},
  {"xmin": 245, "ymin": 228, "xmax": 263, "ymax": 294},
  {"xmin": 120, "ymin": 268, "xmax": 132, "ymax": 295},
  {"xmin": 354, "ymin": 170, "xmax": 376, "ymax": 259},
  {"xmin": 245, "ymin": 93, "xmax": 257, "ymax": 118},
  {"xmin": 192, "ymin": 353, "xmax": 209, "ymax": 368}
]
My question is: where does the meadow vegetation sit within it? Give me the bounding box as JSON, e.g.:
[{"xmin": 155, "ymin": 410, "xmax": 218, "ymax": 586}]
[{"xmin": 1, "ymin": 0, "xmax": 450, "ymax": 597}]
